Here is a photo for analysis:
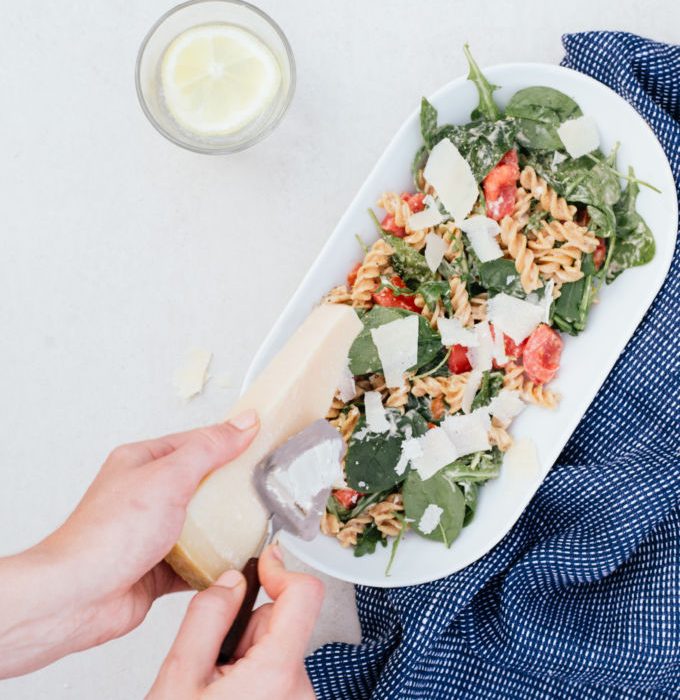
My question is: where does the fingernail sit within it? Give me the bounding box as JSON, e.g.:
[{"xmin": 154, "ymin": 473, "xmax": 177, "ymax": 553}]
[
  {"xmin": 270, "ymin": 543, "xmax": 284, "ymax": 563},
  {"xmin": 229, "ymin": 409, "xmax": 258, "ymax": 432},
  {"xmin": 215, "ymin": 570, "xmax": 244, "ymax": 589}
]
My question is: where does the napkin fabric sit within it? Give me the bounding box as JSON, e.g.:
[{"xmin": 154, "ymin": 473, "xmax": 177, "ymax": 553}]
[{"xmin": 306, "ymin": 32, "xmax": 680, "ymax": 700}]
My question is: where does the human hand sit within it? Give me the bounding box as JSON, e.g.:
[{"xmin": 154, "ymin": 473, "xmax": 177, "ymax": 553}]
[
  {"xmin": 0, "ymin": 411, "xmax": 259, "ymax": 678},
  {"xmin": 147, "ymin": 544, "xmax": 323, "ymax": 700}
]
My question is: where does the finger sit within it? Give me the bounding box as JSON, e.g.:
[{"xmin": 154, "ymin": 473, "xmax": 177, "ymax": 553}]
[
  {"xmin": 257, "ymin": 545, "xmax": 324, "ymax": 659},
  {"xmin": 232, "ymin": 603, "xmax": 274, "ymax": 659},
  {"xmin": 158, "ymin": 570, "xmax": 246, "ymax": 687},
  {"xmin": 106, "ymin": 410, "xmax": 259, "ymax": 472},
  {"xmin": 151, "ymin": 411, "xmax": 259, "ymax": 498}
]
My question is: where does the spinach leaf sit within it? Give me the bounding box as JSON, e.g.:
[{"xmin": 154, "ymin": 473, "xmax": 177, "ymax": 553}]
[
  {"xmin": 353, "ymin": 523, "xmax": 387, "ymax": 557},
  {"xmin": 443, "ymin": 448, "xmax": 503, "ymax": 483},
  {"xmin": 458, "ymin": 118, "xmax": 518, "ymax": 182},
  {"xmin": 403, "ymin": 469, "xmax": 466, "ymax": 546},
  {"xmin": 477, "ymin": 258, "xmax": 525, "ymax": 298},
  {"xmin": 607, "ymin": 168, "xmax": 655, "ymax": 283},
  {"xmin": 463, "ymin": 44, "xmax": 501, "ymax": 122},
  {"xmin": 461, "ymin": 481, "xmax": 479, "ymax": 526},
  {"xmin": 345, "ymin": 411, "xmax": 428, "ymax": 492},
  {"xmin": 420, "ymin": 97, "xmax": 439, "ymax": 148},
  {"xmin": 383, "ymin": 233, "xmax": 435, "ymax": 287},
  {"xmin": 471, "ymin": 371, "xmax": 504, "ymax": 411},
  {"xmin": 551, "ymin": 276, "xmax": 595, "ymax": 335},
  {"xmin": 348, "ymin": 306, "xmax": 442, "ymax": 375},
  {"xmin": 506, "ymin": 86, "xmax": 582, "ymax": 151}
]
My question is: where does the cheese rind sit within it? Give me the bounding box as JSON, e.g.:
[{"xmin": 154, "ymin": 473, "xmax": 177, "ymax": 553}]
[{"xmin": 166, "ymin": 304, "xmax": 362, "ymax": 589}]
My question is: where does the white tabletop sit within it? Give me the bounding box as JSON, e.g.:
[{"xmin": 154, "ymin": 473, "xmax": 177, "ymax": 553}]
[{"xmin": 1, "ymin": 1, "xmax": 676, "ymax": 697}]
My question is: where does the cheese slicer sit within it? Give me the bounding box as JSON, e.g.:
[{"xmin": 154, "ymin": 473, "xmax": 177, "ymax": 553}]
[{"xmin": 216, "ymin": 419, "xmax": 345, "ymax": 664}]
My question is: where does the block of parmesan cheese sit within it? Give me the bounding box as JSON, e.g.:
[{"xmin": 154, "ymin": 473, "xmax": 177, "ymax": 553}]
[{"xmin": 166, "ymin": 304, "xmax": 362, "ymax": 589}]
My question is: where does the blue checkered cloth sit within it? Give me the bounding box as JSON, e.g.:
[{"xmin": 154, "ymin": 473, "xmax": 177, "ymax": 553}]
[{"xmin": 306, "ymin": 32, "xmax": 680, "ymax": 699}]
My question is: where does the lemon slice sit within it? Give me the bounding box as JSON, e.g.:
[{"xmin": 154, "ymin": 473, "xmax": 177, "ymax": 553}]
[{"xmin": 161, "ymin": 23, "xmax": 281, "ymax": 136}]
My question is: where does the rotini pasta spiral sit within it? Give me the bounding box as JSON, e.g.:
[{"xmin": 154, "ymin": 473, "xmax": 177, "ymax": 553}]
[
  {"xmin": 378, "ymin": 191, "xmax": 429, "ymax": 250},
  {"xmin": 470, "ymin": 293, "xmax": 488, "ymax": 322},
  {"xmin": 350, "ymin": 238, "xmax": 393, "ymax": 307},
  {"xmin": 512, "ymin": 186, "xmax": 533, "ymax": 227},
  {"xmin": 440, "ymin": 372, "xmax": 470, "ymax": 414},
  {"xmin": 323, "ymin": 284, "xmax": 352, "ymax": 305},
  {"xmin": 519, "ymin": 166, "xmax": 577, "ymax": 221},
  {"xmin": 489, "ymin": 417, "xmax": 513, "ymax": 452},
  {"xmin": 336, "ymin": 514, "xmax": 372, "ymax": 547},
  {"xmin": 330, "ymin": 405, "xmax": 361, "ymax": 443},
  {"xmin": 499, "ymin": 215, "xmax": 542, "ymax": 293},
  {"xmin": 540, "ymin": 220, "xmax": 598, "ymax": 253},
  {"xmin": 411, "ymin": 375, "xmax": 446, "ymax": 398},
  {"xmin": 449, "ymin": 276, "xmax": 473, "ymax": 327},
  {"xmin": 320, "ymin": 512, "xmax": 342, "ymax": 536},
  {"xmin": 367, "ymin": 493, "xmax": 405, "ymax": 537},
  {"xmin": 414, "ymin": 294, "xmax": 443, "ymax": 329},
  {"xmin": 503, "ymin": 362, "xmax": 559, "ymax": 408}
]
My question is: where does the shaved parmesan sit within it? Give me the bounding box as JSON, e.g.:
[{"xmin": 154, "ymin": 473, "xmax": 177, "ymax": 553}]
[
  {"xmin": 337, "ymin": 360, "xmax": 356, "ymax": 402},
  {"xmin": 370, "ymin": 315, "xmax": 420, "ymax": 388},
  {"xmin": 442, "ymin": 409, "xmax": 491, "ymax": 456},
  {"xmin": 557, "ymin": 115, "xmax": 600, "ymax": 159},
  {"xmin": 411, "ymin": 427, "xmax": 459, "ymax": 481},
  {"xmin": 437, "ymin": 317, "xmax": 478, "ymax": 348},
  {"xmin": 461, "ymin": 369, "xmax": 483, "ymax": 414},
  {"xmin": 395, "ymin": 437, "xmax": 422, "ymax": 476},
  {"xmin": 503, "ymin": 437, "xmax": 541, "ymax": 477},
  {"xmin": 552, "ymin": 151, "xmax": 567, "ymax": 168},
  {"xmin": 364, "ymin": 391, "xmax": 390, "ymax": 433},
  {"xmin": 487, "ymin": 293, "xmax": 544, "ymax": 344},
  {"xmin": 423, "ymin": 138, "xmax": 478, "ymax": 223},
  {"xmin": 491, "ymin": 324, "xmax": 508, "ymax": 366},
  {"xmin": 408, "ymin": 199, "xmax": 446, "ymax": 230},
  {"xmin": 467, "ymin": 321, "xmax": 493, "ymax": 371},
  {"xmin": 173, "ymin": 348, "xmax": 212, "ymax": 399},
  {"xmin": 460, "ymin": 215, "xmax": 503, "ymax": 262},
  {"xmin": 541, "ymin": 279, "xmax": 555, "ymax": 324},
  {"xmin": 418, "ymin": 504, "xmax": 443, "ymax": 535},
  {"xmin": 488, "ymin": 389, "xmax": 525, "ymax": 423},
  {"xmin": 424, "ymin": 232, "xmax": 448, "ymax": 272}
]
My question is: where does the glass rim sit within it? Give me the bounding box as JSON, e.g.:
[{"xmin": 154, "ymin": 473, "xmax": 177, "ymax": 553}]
[{"xmin": 135, "ymin": 0, "xmax": 296, "ymax": 155}]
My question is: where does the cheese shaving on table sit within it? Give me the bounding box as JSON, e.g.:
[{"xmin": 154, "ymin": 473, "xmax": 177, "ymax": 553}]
[
  {"xmin": 173, "ymin": 348, "xmax": 212, "ymax": 399},
  {"xmin": 461, "ymin": 369, "xmax": 483, "ymax": 414},
  {"xmin": 364, "ymin": 390, "xmax": 391, "ymax": 433},
  {"xmin": 467, "ymin": 321, "xmax": 494, "ymax": 371},
  {"xmin": 423, "ymin": 138, "xmax": 478, "ymax": 223},
  {"xmin": 411, "ymin": 427, "xmax": 459, "ymax": 481},
  {"xmin": 424, "ymin": 232, "xmax": 448, "ymax": 272},
  {"xmin": 370, "ymin": 315, "xmax": 420, "ymax": 388},
  {"xmin": 418, "ymin": 504, "xmax": 444, "ymax": 535},
  {"xmin": 460, "ymin": 215, "xmax": 503, "ymax": 262},
  {"xmin": 487, "ymin": 293, "xmax": 544, "ymax": 344},
  {"xmin": 442, "ymin": 409, "xmax": 491, "ymax": 456},
  {"xmin": 557, "ymin": 115, "xmax": 600, "ymax": 159},
  {"xmin": 337, "ymin": 359, "xmax": 356, "ymax": 402},
  {"xmin": 408, "ymin": 196, "xmax": 446, "ymax": 230},
  {"xmin": 488, "ymin": 389, "xmax": 525, "ymax": 423},
  {"xmin": 437, "ymin": 317, "xmax": 478, "ymax": 347}
]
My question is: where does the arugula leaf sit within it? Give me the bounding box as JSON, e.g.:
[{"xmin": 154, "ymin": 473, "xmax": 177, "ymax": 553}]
[
  {"xmin": 412, "ymin": 145, "xmax": 430, "ymax": 192},
  {"xmin": 477, "ymin": 258, "xmax": 525, "ymax": 298},
  {"xmin": 353, "ymin": 523, "xmax": 387, "ymax": 557},
  {"xmin": 463, "ymin": 44, "xmax": 501, "ymax": 121},
  {"xmin": 403, "ymin": 469, "xmax": 466, "ymax": 546},
  {"xmin": 471, "ymin": 371, "xmax": 504, "ymax": 411},
  {"xmin": 383, "ymin": 233, "xmax": 435, "ymax": 287},
  {"xmin": 345, "ymin": 411, "xmax": 429, "ymax": 492},
  {"xmin": 385, "ymin": 513, "xmax": 407, "ymax": 575},
  {"xmin": 417, "ymin": 280, "xmax": 452, "ymax": 313},
  {"xmin": 420, "ymin": 97, "xmax": 439, "ymax": 148},
  {"xmin": 348, "ymin": 306, "xmax": 442, "ymax": 375},
  {"xmin": 551, "ymin": 276, "xmax": 595, "ymax": 335},
  {"xmin": 506, "ymin": 86, "xmax": 582, "ymax": 151},
  {"xmin": 461, "ymin": 481, "xmax": 479, "ymax": 526},
  {"xmin": 607, "ymin": 168, "xmax": 655, "ymax": 283},
  {"xmin": 443, "ymin": 448, "xmax": 504, "ymax": 483}
]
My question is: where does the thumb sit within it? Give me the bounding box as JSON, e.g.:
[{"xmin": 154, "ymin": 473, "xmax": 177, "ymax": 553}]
[
  {"xmin": 157, "ymin": 570, "xmax": 246, "ymax": 689},
  {"xmin": 153, "ymin": 410, "xmax": 259, "ymax": 500}
]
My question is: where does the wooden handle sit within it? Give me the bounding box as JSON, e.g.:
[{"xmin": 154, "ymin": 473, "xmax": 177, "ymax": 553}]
[{"xmin": 216, "ymin": 557, "xmax": 261, "ymax": 665}]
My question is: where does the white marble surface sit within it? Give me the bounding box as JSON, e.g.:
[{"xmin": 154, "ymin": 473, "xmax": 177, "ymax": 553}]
[{"xmin": 0, "ymin": 1, "xmax": 676, "ymax": 697}]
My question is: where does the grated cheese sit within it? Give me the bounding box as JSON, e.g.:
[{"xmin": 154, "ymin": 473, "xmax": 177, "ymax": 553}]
[
  {"xmin": 461, "ymin": 368, "xmax": 483, "ymax": 414},
  {"xmin": 370, "ymin": 315, "xmax": 420, "ymax": 388},
  {"xmin": 467, "ymin": 321, "xmax": 494, "ymax": 372},
  {"xmin": 411, "ymin": 427, "xmax": 459, "ymax": 481},
  {"xmin": 424, "ymin": 232, "xmax": 448, "ymax": 272},
  {"xmin": 337, "ymin": 359, "xmax": 356, "ymax": 402},
  {"xmin": 487, "ymin": 293, "xmax": 544, "ymax": 344},
  {"xmin": 442, "ymin": 409, "xmax": 491, "ymax": 456},
  {"xmin": 488, "ymin": 389, "xmax": 525, "ymax": 423},
  {"xmin": 557, "ymin": 115, "xmax": 600, "ymax": 159},
  {"xmin": 418, "ymin": 504, "xmax": 444, "ymax": 534},
  {"xmin": 408, "ymin": 199, "xmax": 446, "ymax": 230},
  {"xmin": 460, "ymin": 215, "xmax": 503, "ymax": 262},
  {"xmin": 364, "ymin": 390, "xmax": 391, "ymax": 433},
  {"xmin": 437, "ymin": 317, "xmax": 478, "ymax": 348}
]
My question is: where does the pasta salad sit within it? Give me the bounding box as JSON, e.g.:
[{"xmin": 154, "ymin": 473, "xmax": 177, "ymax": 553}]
[{"xmin": 320, "ymin": 46, "xmax": 656, "ymax": 570}]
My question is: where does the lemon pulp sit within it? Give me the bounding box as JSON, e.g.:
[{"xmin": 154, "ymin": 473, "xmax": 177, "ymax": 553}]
[{"xmin": 161, "ymin": 23, "xmax": 282, "ymax": 136}]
